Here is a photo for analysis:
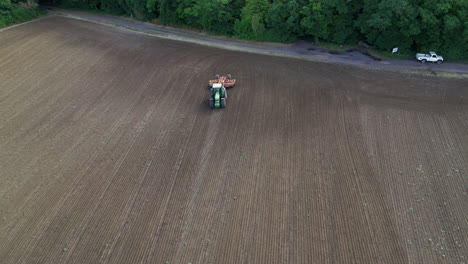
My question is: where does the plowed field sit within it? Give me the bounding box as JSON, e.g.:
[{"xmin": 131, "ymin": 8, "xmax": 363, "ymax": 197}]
[{"xmin": 0, "ymin": 16, "xmax": 467, "ymax": 264}]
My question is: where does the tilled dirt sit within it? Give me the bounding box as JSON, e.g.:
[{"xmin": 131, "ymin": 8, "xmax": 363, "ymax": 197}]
[{"xmin": 0, "ymin": 16, "xmax": 467, "ymax": 264}]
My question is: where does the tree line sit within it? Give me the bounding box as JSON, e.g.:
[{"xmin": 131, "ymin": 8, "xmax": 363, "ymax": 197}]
[
  {"xmin": 1, "ymin": 0, "xmax": 44, "ymax": 27},
  {"xmin": 44, "ymin": 0, "xmax": 468, "ymax": 60}
]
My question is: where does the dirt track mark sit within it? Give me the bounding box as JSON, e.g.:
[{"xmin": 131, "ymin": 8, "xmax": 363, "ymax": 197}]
[{"xmin": 0, "ymin": 16, "xmax": 467, "ymax": 264}]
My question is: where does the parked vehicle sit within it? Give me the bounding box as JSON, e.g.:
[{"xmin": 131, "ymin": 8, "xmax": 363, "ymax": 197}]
[{"xmin": 416, "ymin": 52, "xmax": 443, "ymax": 64}]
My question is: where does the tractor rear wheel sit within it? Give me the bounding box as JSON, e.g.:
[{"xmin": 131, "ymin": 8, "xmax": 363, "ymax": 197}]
[
  {"xmin": 209, "ymin": 99, "xmax": 214, "ymax": 109},
  {"xmin": 221, "ymin": 98, "xmax": 226, "ymax": 108},
  {"xmin": 221, "ymin": 88, "xmax": 226, "ymax": 98}
]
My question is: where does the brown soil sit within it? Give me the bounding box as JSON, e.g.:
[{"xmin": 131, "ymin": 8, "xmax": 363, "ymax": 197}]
[{"xmin": 0, "ymin": 16, "xmax": 467, "ymax": 264}]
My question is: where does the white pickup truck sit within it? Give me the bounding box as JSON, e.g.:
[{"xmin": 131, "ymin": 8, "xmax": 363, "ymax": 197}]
[{"xmin": 416, "ymin": 51, "xmax": 444, "ymax": 64}]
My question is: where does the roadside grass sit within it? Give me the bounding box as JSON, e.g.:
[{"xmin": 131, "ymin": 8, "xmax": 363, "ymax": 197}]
[
  {"xmin": 0, "ymin": 9, "xmax": 46, "ymax": 29},
  {"xmin": 49, "ymin": 3, "xmax": 223, "ymax": 38},
  {"xmin": 11, "ymin": 9, "xmax": 46, "ymax": 23},
  {"xmin": 450, "ymin": 57, "xmax": 468, "ymax": 63},
  {"xmin": 52, "ymin": 5, "xmax": 122, "ymax": 17}
]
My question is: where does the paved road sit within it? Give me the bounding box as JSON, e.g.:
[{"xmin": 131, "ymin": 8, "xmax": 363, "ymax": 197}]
[{"xmin": 45, "ymin": 7, "xmax": 468, "ymax": 75}]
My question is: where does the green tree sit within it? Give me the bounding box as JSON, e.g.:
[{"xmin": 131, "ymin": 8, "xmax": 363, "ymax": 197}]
[
  {"xmin": 120, "ymin": 0, "xmax": 153, "ymax": 19},
  {"xmin": 176, "ymin": 0, "xmax": 235, "ymax": 34},
  {"xmin": 356, "ymin": 0, "xmax": 419, "ymax": 51},
  {"xmin": 145, "ymin": 0, "xmax": 157, "ymax": 13},
  {"xmin": 234, "ymin": 0, "xmax": 270, "ymax": 40},
  {"xmin": 0, "ymin": 0, "xmax": 15, "ymax": 26},
  {"xmin": 158, "ymin": 0, "xmax": 178, "ymax": 24},
  {"xmin": 99, "ymin": 0, "xmax": 126, "ymax": 15},
  {"xmin": 265, "ymin": 0, "xmax": 301, "ymax": 41},
  {"xmin": 442, "ymin": 0, "xmax": 467, "ymax": 59},
  {"xmin": 36, "ymin": 0, "xmax": 468, "ymax": 60},
  {"xmin": 299, "ymin": 0, "xmax": 333, "ymax": 42},
  {"xmin": 328, "ymin": 0, "xmax": 361, "ymax": 44}
]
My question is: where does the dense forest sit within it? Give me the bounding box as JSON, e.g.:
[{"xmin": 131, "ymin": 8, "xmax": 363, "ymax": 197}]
[
  {"xmin": 0, "ymin": 0, "xmax": 44, "ymax": 27},
  {"xmin": 31, "ymin": 0, "xmax": 468, "ymax": 60}
]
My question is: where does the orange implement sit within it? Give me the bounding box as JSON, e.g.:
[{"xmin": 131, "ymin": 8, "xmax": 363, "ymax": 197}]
[{"xmin": 209, "ymin": 74, "xmax": 236, "ymax": 88}]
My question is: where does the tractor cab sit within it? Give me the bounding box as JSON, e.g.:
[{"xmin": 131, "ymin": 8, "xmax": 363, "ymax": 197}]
[{"xmin": 210, "ymin": 83, "xmax": 226, "ymax": 108}]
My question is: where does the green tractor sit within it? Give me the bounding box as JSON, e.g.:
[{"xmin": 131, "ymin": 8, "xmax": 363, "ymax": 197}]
[{"xmin": 209, "ymin": 83, "xmax": 226, "ymax": 109}]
